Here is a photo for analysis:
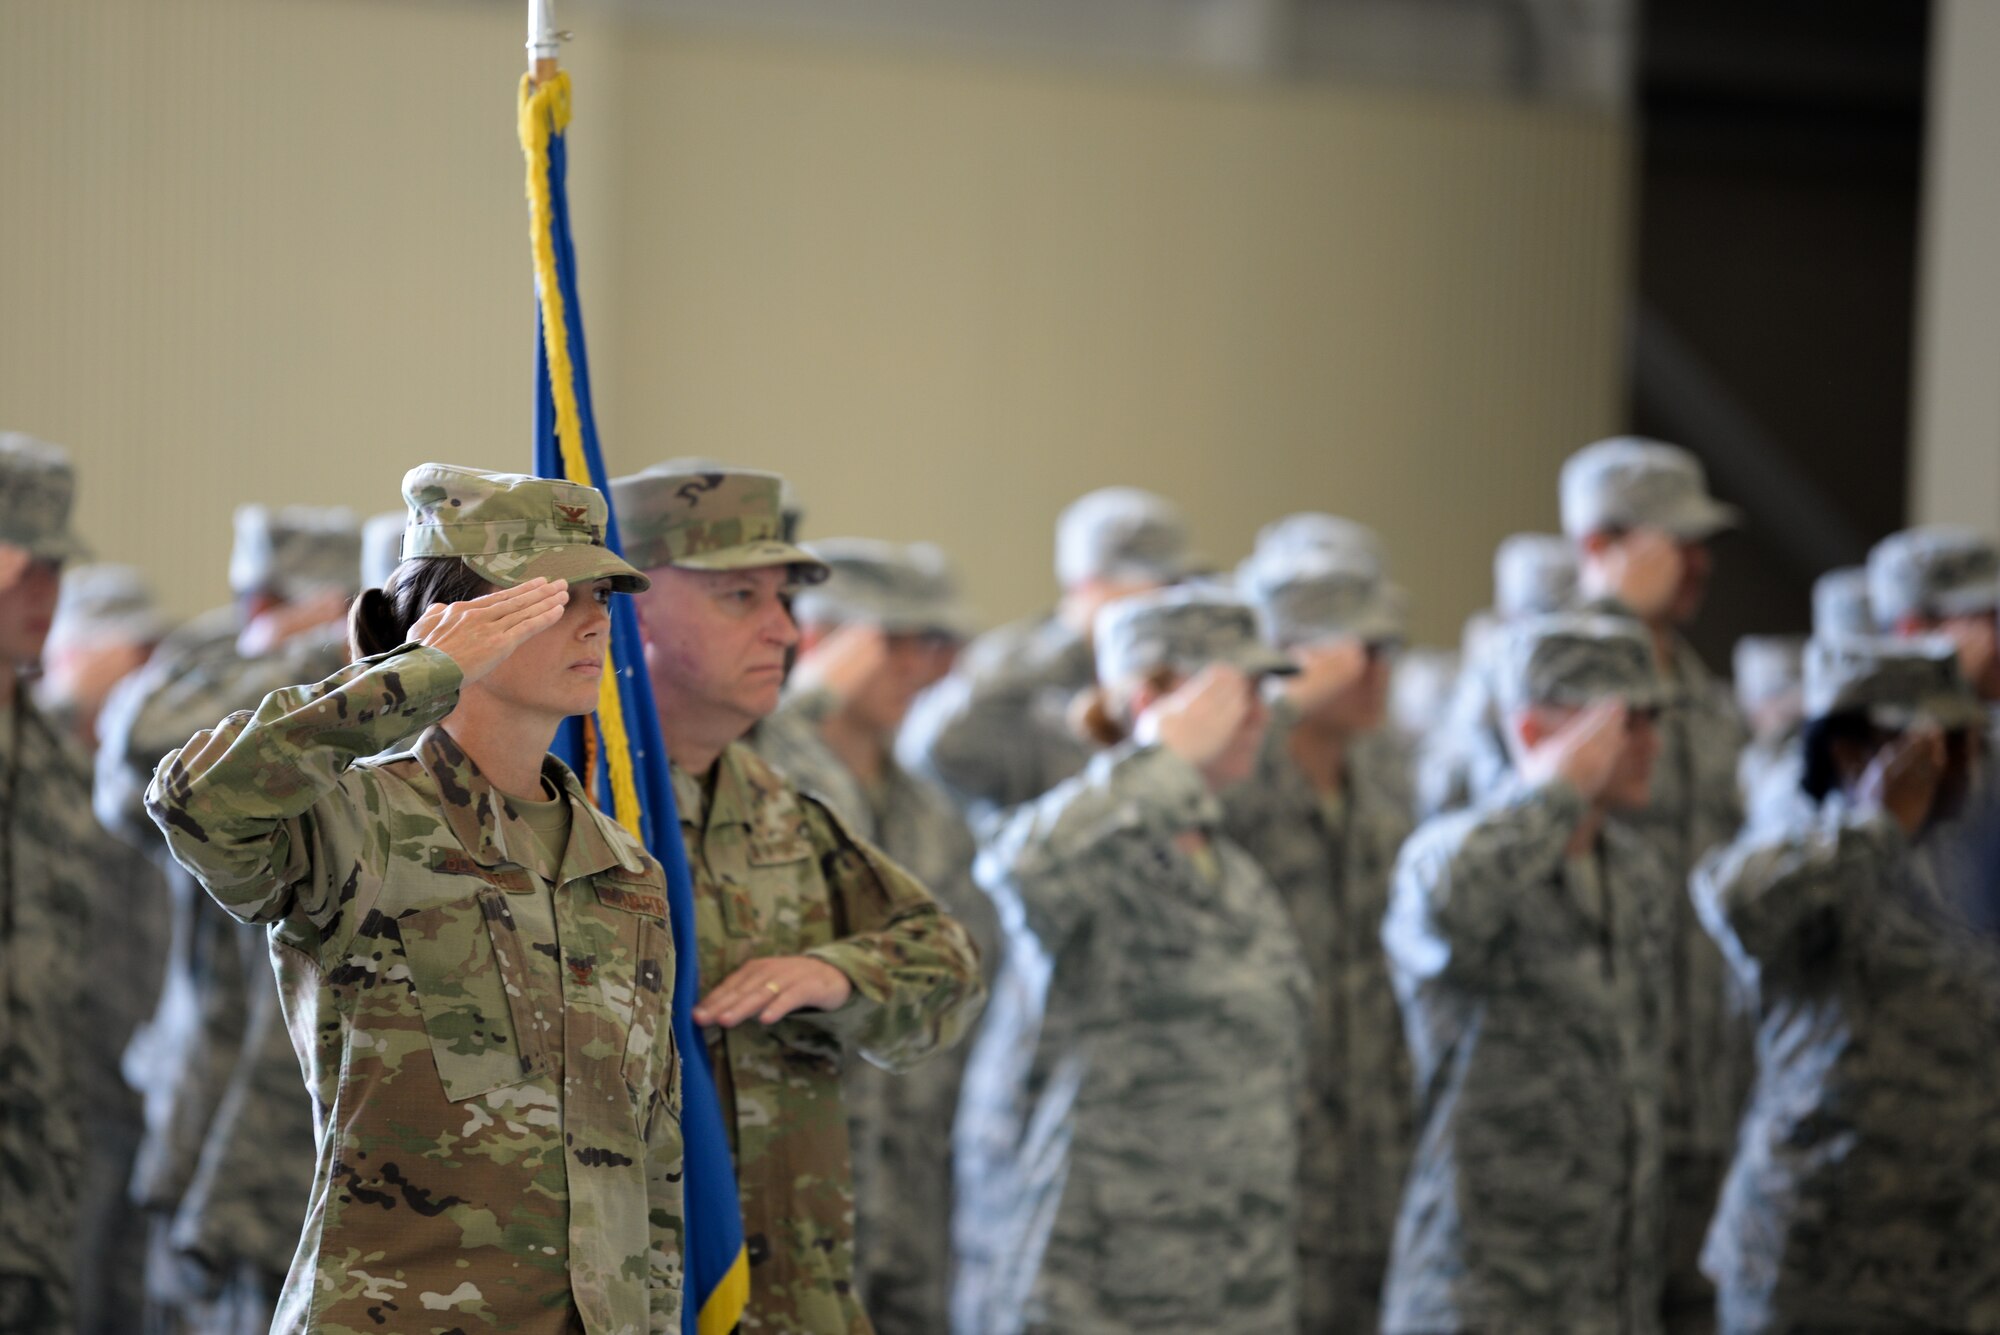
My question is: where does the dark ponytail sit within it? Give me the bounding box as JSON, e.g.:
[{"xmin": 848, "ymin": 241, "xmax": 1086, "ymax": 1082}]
[{"xmin": 349, "ymin": 557, "xmax": 493, "ymax": 660}]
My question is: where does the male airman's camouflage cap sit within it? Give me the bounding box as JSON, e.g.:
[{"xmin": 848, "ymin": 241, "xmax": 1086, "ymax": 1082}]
[
  {"xmin": 1494, "ymin": 533, "xmax": 1579, "ymax": 620},
  {"xmin": 1494, "ymin": 612, "xmax": 1668, "ymax": 713},
  {"xmin": 46, "ymin": 564, "xmax": 170, "ymax": 652},
  {"xmin": 1247, "ymin": 551, "xmax": 1405, "ymax": 650},
  {"xmin": 0, "ymin": 432, "xmax": 87, "ymax": 563},
  {"xmin": 791, "ymin": 538, "xmax": 974, "ymax": 638},
  {"xmin": 1095, "ymin": 586, "xmax": 1296, "ymax": 687},
  {"xmin": 1865, "ymin": 525, "xmax": 2000, "ymax": 626},
  {"xmin": 361, "ymin": 511, "xmax": 407, "ymax": 591},
  {"xmin": 1803, "ymin": 634, "xmax": 1985, "ymax": 730},
  {"xmin": 1812, "ymin": 566, "xmax": 1874, "ymax": 639},
  {"xmin": 1056, "ymin": 487, "xmax": 1196, "ymax": 588},
  {"xmin": 400, "ymin": 464, "xmax": 649, "ymax": 593},
  {"xmin": 1560, "ymin": 436, "xmax": 1740, "ymax": 542},
  {"xmin": 230, "ymin": 505, "xmax": 365, "ymax": 601},
  {"xmin": 653, "ymin": 456, "xmax": 807, "ymax": 543},
  {"xmin": 1732, "ymin": 634, "xmax": 1806, "ymax": 713},
  {"xmin": 609, "ymin": 467, "xmax": 827, "ymax": 582}
]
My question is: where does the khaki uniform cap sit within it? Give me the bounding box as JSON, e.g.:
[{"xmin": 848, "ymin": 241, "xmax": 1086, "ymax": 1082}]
[{"xmin": 609, "ymin": 467, "xmax": 828, "ymax": 581}]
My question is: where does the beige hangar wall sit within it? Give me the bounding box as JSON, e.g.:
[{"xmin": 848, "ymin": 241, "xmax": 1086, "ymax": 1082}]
[{"xmin": 1, "ymin": 0, "xmax": 1631, "ymax": 644}]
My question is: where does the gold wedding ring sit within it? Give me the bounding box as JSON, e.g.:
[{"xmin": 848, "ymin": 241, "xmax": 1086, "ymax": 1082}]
[{"xmin": 764, "ymin": 981, "xmax": 783, "ymax": 995}]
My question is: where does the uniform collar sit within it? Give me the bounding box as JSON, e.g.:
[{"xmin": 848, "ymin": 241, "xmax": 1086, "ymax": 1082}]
[
  {"xmin": 674, "ymin": 741, "xmax": 794, "ymax": 836},
  {"xmin": 415, "ymin": 724, "xmax": 648, "ymax": 882}
]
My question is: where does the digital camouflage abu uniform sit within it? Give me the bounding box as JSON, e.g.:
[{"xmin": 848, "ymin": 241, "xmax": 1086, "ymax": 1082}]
[
  {"xmin": 612, "ymin": 468, "xmax": 988, "ymax": 1335},
  {"xmin": 1381, "ymin": 615, "xmax": 1674, "ymax": 1335},
  {"xmin": 21, "ymin": 553, "xmax": 177, "ymax": 1335},
  {"xmin": 146, "ymin": 465, "xmax": 687, "ymax": 1335},
  {"xmin": 1563, "ymin": 437, "xmax": 1752, "ymax": 1321},
  {"xmin": 1693, "ymin": 638, "xmax": 2000, "ymax": 1335},
  {"xmin": 0, "ymin": 434, "xmax": 107, "ymax": 1332},
  {"xmin": 956, "ymin": 589, "xmax": 1310, "ymax": 1335},
  {"xmin": 1731, "ymin": 635, "xmax": 1806, "ymax": 838},
  {"xmin": 97, "ymin": 505, "xmax": 359, "ymax": 1333},
  {"xmin": 900, "ymin": 487, "xmax": 1195, "ymax": 825},
  {"xmin": 1222, "ymin": 554, "xmax": 1416, "ymax": 1333},
  {"xmin": 769, "ymin": 537, "xmax": 1003, "ymax": 1335}
]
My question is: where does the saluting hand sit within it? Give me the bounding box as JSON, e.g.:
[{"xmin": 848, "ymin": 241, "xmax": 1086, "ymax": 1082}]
[
  {"xmin": 694, "ymin": 955, "xmax": 854, "ymax": 1028},
  {"xmin": 791, "ymin": 622, "xmax": 890, "ymax": 706},
  {"xmin": 410, "ymin": 578, "xmax": 569, "ymax": 686},
  {"xmin": 1858, "ymin": 725, "xmax": 1947, "ymax": 837},
  {"xmin": 1520, "ymin": 699, "xmax": 1628, "ymax": 803},
  {"xmin": 1140, "ymin": 664, "xmax": 1256, "ymax": 781}
]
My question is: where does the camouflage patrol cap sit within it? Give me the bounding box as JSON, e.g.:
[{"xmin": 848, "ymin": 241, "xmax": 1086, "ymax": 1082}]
[
  {"xmin": 0, "ymin": 432, "xmax": 87, "ymax": 563},
  {"xmin": 400, "ymin": 464, "xmax": 649, "ymax": 592},
  {"xmin": 1732, "ymin": 634, "xmax": 1806, "ymax": 713},
  {"xmin": 1494, "ymin": 613, "xmax": 1667, "ymax": 714},
  {"xmin": 1055, "ymin": 487, "xmax": 1196, "ymax": 588},
  {"xmin": 653, "ymin": 456, "xmax": 807, "ymax": 542},
  {"xmin": 47, "ymin": 563, "xmax": 170, "ymax": 652},
  {"xmin": 1238, "ymin": 512, "xmax": 1386, "ymax": 597},
  {"xmin": 1247, "ymin": 551, "xmax": 1405, "ymax": 650},
  {"xmin": 1494, "ymin": 533, "xmax": 1579, "ymax": 619},
  {"xmin": 609, "ymin": 467, "xmax": 827, "ymax": 583},
  {"xmin": 1560, "ymin": 436, "xmax": 1740, "ymax": 542},
  {"xmin": 1812, "ymin": 566, "xmax": 1874, "ymax": 639},
  {"xmin": 229, "ymin": 505, "xmax": 365, "ymax": 601},
  {"xmin": 791, "ymin": 538, "xmax": 974, "ymax": 638},
  {"xmin": 360, "ymin": 511, "xmax": 406, "ymax": 591},
  {"xmin": 1094, "ymin": 586, "xmax": 1296, "ymax": 687},
  {"xmin": 1865, "ymin": 526, "xmax": 2000, "ymax": 625},
  {"xmin": 1803, "ymin": 634, "xmax": 1985, "ymax": 730}
]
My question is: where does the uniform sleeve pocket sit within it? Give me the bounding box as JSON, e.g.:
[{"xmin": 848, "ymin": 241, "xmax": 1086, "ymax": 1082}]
[
  {"xmin": 620, "ymin": 916, "xmax": 677, "ymax": 1101},
  {"xmin": 399, "ymin": 891, "xmax": 548, "ymax": 1102}
]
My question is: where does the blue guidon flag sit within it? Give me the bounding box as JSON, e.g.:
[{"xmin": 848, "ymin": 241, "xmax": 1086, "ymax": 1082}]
[{"xmin": 519, "ymin": 65, "xmax": 751, "ymax": 1335}]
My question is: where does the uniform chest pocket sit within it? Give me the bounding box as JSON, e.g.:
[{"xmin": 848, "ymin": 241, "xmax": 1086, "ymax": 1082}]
[
  {"xmin": 715, "ymin": 812, "xmax": 817, "ymax": 942},
  {"xmin": 399, "ymin": 887, "xmax": 554, "ymax": 1102}
]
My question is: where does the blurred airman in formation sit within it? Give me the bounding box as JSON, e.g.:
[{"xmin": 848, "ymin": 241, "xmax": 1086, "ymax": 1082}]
[{"xmin": 3, "ymin": 425, "xmax": 1996, "ymax": 1335}]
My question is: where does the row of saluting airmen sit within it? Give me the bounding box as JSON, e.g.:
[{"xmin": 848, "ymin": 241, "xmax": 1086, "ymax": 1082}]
[{"xmin": 1, "ymin": 427, "xmax": 1997, "ymax": 1335}]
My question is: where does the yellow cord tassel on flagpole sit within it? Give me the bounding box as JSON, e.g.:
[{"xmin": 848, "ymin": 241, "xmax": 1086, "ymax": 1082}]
[{"xmin": 519, "ymin": 70, "xmax": 644, "ymax": 839}]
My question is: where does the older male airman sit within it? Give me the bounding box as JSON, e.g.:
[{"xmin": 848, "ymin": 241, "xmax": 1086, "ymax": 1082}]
[{"xmin": 610, "ymin": 466, "xmax": 985, "ymax": 1335}]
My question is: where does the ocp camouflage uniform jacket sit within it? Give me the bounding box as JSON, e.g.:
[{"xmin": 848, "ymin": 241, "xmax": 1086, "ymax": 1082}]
[
  {"xmin": 146, "ymin": 644, "xmax": 686, "ymax": 1335},
  {"xmin": 0, "ymin": 693, "xmax": 100, "ymax": 1331},
  {"xmin": 963, "ymin": 744, "xmax": 1309, "ymax": 1335},
  {"xmin": 1381, "ymin": 779, "xmax": 1671, "ymax": 1335},
  {"xmin": 1220, "ymin": 700, "xmax": 1415, "ymax": 1330},
  {"xmin": 897, "ymin": 613, "xmax": 1093, "ymax": 824},
  {"xmin": 754, "ymin": 690, "xmax": 1003, "ymax": 1335},
  {"xmin": 671, "ymin": 741, "xmax": 984, "ymax": 1335},
  {"xmin": 1693, "ymin": 806, "xmax": 2000, "ymax": 1334}
]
